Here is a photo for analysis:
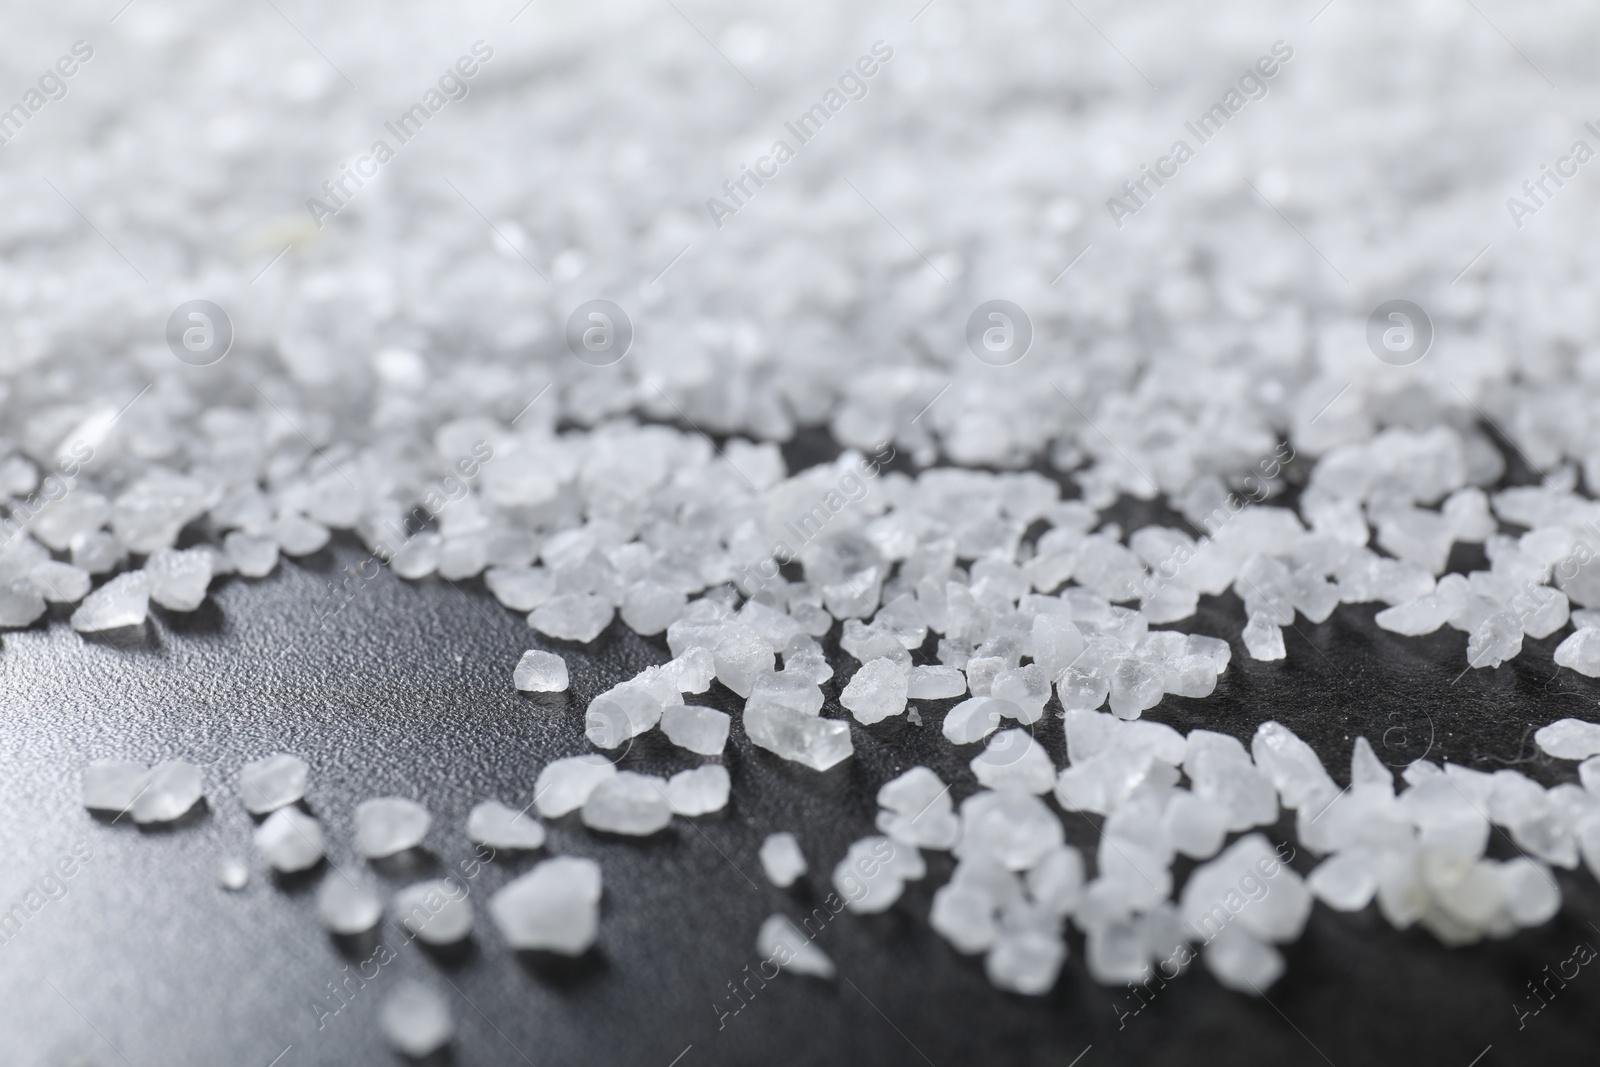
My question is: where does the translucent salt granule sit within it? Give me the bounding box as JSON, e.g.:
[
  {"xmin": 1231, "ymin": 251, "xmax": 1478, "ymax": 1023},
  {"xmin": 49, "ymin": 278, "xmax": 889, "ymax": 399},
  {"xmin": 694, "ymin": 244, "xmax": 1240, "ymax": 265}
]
[
  {"xmin": 713, "ymin": 627, "xmax": 775, "ymax": 698},
  {"xmin": 254, "ymin": 807, "xmax": 324, "ymax": 872},
  {"xmin": 1241, "ymin": 614, "xmax": 1285, "ymax": 661},
  {"xmin": 760, "ymin": 832, "xmax": 808, "ymax": 887},
  {"xmin": 467, "ymin": 800, "xmax": 546, "ymax": 850},
  {"xmin": 1553, "ymin": 628, "xmax": 1600, "ymax": 677},
  {"xmin": 749, "ymin": 670, "xmax": 825, "ymax": 715},
  {"xmin": 485, "ymin": 566, "xmax": 556, "ymax": 611},
  {"xmin": 394, "ymin": 879, "xmax": 474, "ymax": 944},
  {"xmin": 354, "ymin": 797, "xmax": 431, "ymax": 857},
  {"xmin": 70, "ymin": 571, "xmax": 150, "ymax": 632},
  {"xmin": 224, "ymin": 531, "xmax": 278, "ymax": 578},
  {"xmin": 379, "ymin": 981, "xmax": 454, "ymax": 1057},
  {"xmin": 582, "ymin": 772, "xmax": 674, "ymax": 835},
  {"xmin": 840, "ymin": 657, "xmax": 909, "ymax": 725},
  {"xmin": 757, "ymin": 914, "xmax": 835, "ymax": 978},
  {"xmin": 942, "ymin": 697, "xmax": 1011, "ymax": 745},
  {"xmin": 1534, "ymin": 718, "xmax": 1600, "ymax": 760},
  {"xmin": 489, "ymin": 856, "xmax": 602, "ymax": 954},
  {"xmin": 529, "ymin": 593, "xmax": 614, "ymax": 643},
  {"xmin": 876, "ymin": 766, "xmax": 960, "ymax": 850},
  {"xmin": 133, "ymin": 761, "xmax": 204, "ymax": 824},
  {"xmin": 29, "ymin": 560, "xmax": 91, "ymax": 603},
  {"xmin": 1204, "ymin": 924, "xmax": 1285, "ymax": 993},
  {"xmin": 833, "ymin": 835, "xmax": 925, "ymax": 913},
  {"xmin": 661, "ymin": 705, "xmax": 730, "ymax": 755},
  {"xmin": 953, "ymin": 791, "xmax": 1064, "ymax": 872},
  {"xmin": 513, "ymin": 649, "xmax": 569, "ymax": 692},
  {"xmin": 144, "ymin": 547, "xmax": 214, "ymax": 611},
  {"xmin": 907, "ymin": 664, "xmax": 967, "ymax": 699},
  {"xmin": 1251, "ymin": 722, "xmax": 1335, "ymax": 809},
  {"xmin": 534, "ymin": 755, "xmax": 616, "ymax": 817},
  {"xmin": 985, "ymin": 928, "xmax": 1066, "ymax": 996},
  {"xmin": 744, "ymin": 703, "xmax": 854, "ymax": 770},
  {"xmin": 83, "ymin": 759, "xmax": 150, "ymax": 814},
  {"xmin": 931, "ymin": 883, "xmax": 999, "ymax": 954},
  {"xmin": 317, "ymin": 875, "xmax": 384, "ymax": 934},
  {"xmin": 970, "ymin": 730, "xmax": 1055, "ymax": 795},
  {"xmin": 666, "ymin": 765, "xmax": 731, "ymax": 816},
  {"xmin": 238, "ymin": 753, "xmax": 309, "ymax": 815},
  {"xmin": 1466, "ymin": 610, "xmax": 1522, "ymax": 669},
  {"xmin": 219, "ymin": 858, "xmax": 249, "ymax": 891},
  {"xmin": 1308, "ymin": 849, "xmax": 1380, "ymax": 911},
  {"xmin": 621, "ymin": 580, "xmax": 687, "ymax": 635}
]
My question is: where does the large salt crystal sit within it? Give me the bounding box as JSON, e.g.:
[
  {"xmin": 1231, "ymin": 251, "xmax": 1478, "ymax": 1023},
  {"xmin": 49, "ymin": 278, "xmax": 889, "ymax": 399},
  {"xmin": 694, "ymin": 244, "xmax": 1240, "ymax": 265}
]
[
  {"xmin": 530, "ymin": 592, "xmax": 614, "ymax": 642},
  {"xmin": 756, "ymin": 914, "xmax": 835, "ymax": 978},
  {"xmin": 1498, "ymin": 857, "xmax": 1560, "ymax": 926},
  {"xmin": 83, "ymin": 759, "xmax": 149, "ymax": 814},
  {"xmin": 1164, "ymin": 790, "xmax": 1230, "ymax": 860},
  {"xmin": 1466, "ymin": 610, "xmax": 1522, "ymax": 668},
  {"xmin": 748, "ymin": 669, "xmax": 824, "ymax": 715},
  {"xmin": 833, "ymin": 835, "xmax": 923, "ymax": 912},
  {"xmin": 1055, "ymin": 750, "xmax": 1176, "ymax": 816},
  {"xmin": 485, "ymin": 566, "xmax": 556, "ymax": 611},
  {"xmin": 990, "ymin": 664, "xmax": 1051, "ymax": 724},
  {"xmin": 1204, "ymin": 924, "xmax": 1285, "ymax": 993},
  {"xmin": 317, "ymin": 875, "xmax": 383, "ymax": 934},
  {"xmin": 840, "ymin": 657, "xmax": 909, "ymax": 725},
  {"xmin": 1535, "ymin": 718, "xmax": 1600, "ymax": 760},
  {"xmin": 1107, "ymin": 656, "xmax": 1164, "ymax": 719},
  {"xmin": 661, "ymin": 705, "xmax": 730, "ymax": 755},
  {"xmin": 1180, "ymin": 834, "xmax": 1310, "ymax": 945},
  {"xmin": 224, "ymin": 531, "xmax": 279, "ymax": 578},
  {"xmin": 586, "ymin": 681, "xmax": 668, "ymax": 749},
  {"xmin": 876, "ymin": 766, "xmax": 960, "ymax": 849},
  {"xmin": 661, "ymin": 647, "xmax": 717, "ymax": 693},
  {"xmin": 238, "ymin": 753, "xmax": 309, "ymax": 815},
  {"xmin": 931, "ymin": 883, "xmax": 999, "ymax": 953},
  {"xmin": 513, "ymin": 649, "xmax": 569, "ymax": 692},
  {"xmin": 582, "ymin": 771, "xmax": 673, "ymax": 835},
  {"xmin": 489, "ymin": 856, "xmax": 602, "ymax": 954},
  {"xmin": 970, "ymin": 730, "xmax": 1055, "ymax": 795},
  {"xmin": 666, "ymin": 765, "xmax": 730, "ymax": 816},
  {"xmin": 760, "ymin": 832, "xmax": 808, "ymax": 887},
  {"xmin": 394, "ymin": 879, "xmax": 474, "ymax": 944},
  {"xmin": 144, "ymin": 547, "xmax": 213, "ymax": 611},
  {"xmin": 942, "ymin": 697, "xmax": 1010, "ymax": 745},
  {"xmin": 355, "ymin": 797, "xmax": 431, "ymax": 857},
  {"xmin": 907, "ymin": 664, "xmax": 967, "ymax": 699},
  {"xmin": 1251, "ymin": 722, "xmax": 1336, "ymax": 809},
  {"xmin": 379, "ymin": 981, "xmax": 453, "ymax": 1057},
  {"xmin": 254, "ymin": 807, "xmax": 324, "ymax": 872},
  {"xmin": 133, "ymin": 761, "xmax": 204, "ymax": 824},
  {"xmin": 0, "ymin": 578, "xmax": 46, "ymax": 628},
  {"xmin": 29, "ymin": 560, "xmax": 91, "ymax": 603},
  {"xmin": 713, "ymin": 626, "xmax": 774, "ymax": 698},
  {"xmin": 954, "ymin": 790, "xmax": 1064, "ymax": 872},
  {"xmin": 1026, "ymin": 845, "xmax": 1085, "ymax": 916},
  {"xmin": 1241, "ymin": 613, "xmax": 1285, "ymax": 661},
  {"xmin": 986, "ymin": 928, "xmax": 1066, "ymax": 995},
  {"xmin": 1375, "ymin": 594, "xmax": 1451, "ymax": 635},
  {"xmin": 1308, "ymin": 849, "xmax": 1380, "ymax": 911},
  {"xmin": 621, "ymin": 580, "xmax": 686, "ymax": 635},
  {"xmin": 71, "ymin": 571, "xmax": 150, "ymax": 632},
  {"xmin": 535, "ymin": 755, "xmax": 616, "ymax": 816},
  {"xmin": 744, "ymin": 703, "xmax": 853, "ymax": 770},
  {"xmin": 1554, "ymin": 628, "xmax": 1600, "ymax": 677},
  {"xmin": 467, "ymin": 800, "xmax": 546, "ymax": 850}
]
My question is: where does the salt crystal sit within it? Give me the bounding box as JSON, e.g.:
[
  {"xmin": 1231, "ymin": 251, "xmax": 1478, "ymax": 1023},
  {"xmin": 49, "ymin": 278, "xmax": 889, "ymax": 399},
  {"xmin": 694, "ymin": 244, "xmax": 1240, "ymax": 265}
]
[
  {"xmin": 317, "ymin": 875, "xmax": 383, "ymax": 934},
  {"xmin": 661, "ymin": 705, "xmax": 730, "ymax": 755},
  {"xmin": 379, "ymin": 981, "xmax": 453, "ymax": 1057},
  {"xmin": 134, "ymin": 761, "xmax": 204, "ymax": 824},
  {"xmin": 254, "ymin": 807, "xmax": 324, "ymax": 872},
  {"xmin": 756, "ymin": 914, "xmax": 835, "ymax": 978},
  {"xmin": 144, "ymin": 547, "xmax": 214, "ymax": 611},
  {"xmin": 760, "ymin": 832, "xmax": 808, "ymax": 887},
  {"xmin": 530, "ymin": 592, "xmax": 614, "ymax": 643},
  {"xmin": 931, "ymin": 883, "xmax": 999, "ymax": 953},
  {"xmin": 1308, "ymin": 849, "xmax": 1379, "ymax": 911},
  {"xmin": 354, "ymin": 797, "xmax": 431, "ymax": 857},
  {"xmin": 666, "ymin": 764, "xmax": 730, "ymax": 816},
  {"xmin": 840, "ymin": 657, "xmax": 909, "ymax": 724},
  {"xmin": 1204, "ymin": 924, "xmax": 1285, "ymax": 993},
  {"xmin": 907, "ymin": 664, "xmax": 967, "ymax": 700},
  {"xmin": 942, "ymin": 697, "xmax": 1010, "ymax": 745},
  {"xmin": 1251, "ymin": 722, "xmax": 1336, "ymax": 809},
  {"xmin": 70, "ymin": 571, "xmax": 150, "ymax": 632},
  {"xmin": 1466, "ymin": 610, "xmax": 1522, "ymax": 669},
  {"xmin": 1535, "ymin": 718, "xmax": 1600, "ymax": 760},
  {"xmin": 953, "ymin": 790, "xmax": 1064, "ymax": 872},
  {"xmin": 535, "ymin": 755, "xmax": 616, "ymax": 817},
  {"xmin": 1025, "ymin": 845, "xmax": 1085, "ymax": 916},
  {"xmin": 1241, "ymin": 613, "xmax": 1285, "ymax": 661},
  {"xmin": 485, "ymin": 565, "xmax": 557, "ymax": 611},
  {"xmin": 1107, "ymin": 656, "xmax": 1164, "ymax": 719},
  {"xmin": 586, "ymin": 682, "xmax": 666, "ymax": 749},
  {"xmin": 489, "ymin": 856, "xmax": 602, "ymax": 954},
  {"xmin": 744, "ymin": 703, "xmax": 854, "ymax": 771},
  {"xmin": 219, "ymin": 858, "xmax": 249, "ymax": 891},
  {"xmin": 513, "ymin": 649, "xmax": 569, "ymax": 692},
  {"xmin": 1498, "ymin": 857, "xmax": 1560, "ymax": 926},
  {"xmin": 749, "ymin": 669, "xmax": 824, "ymax": 715},
  {"xmin": 83, "ymin": 759, "xmax": 149, "ymax": 814},
  {"xmin": 467, "ymin": 800, "xmax": 546, "ymax": 850},
  {"xmin": 621, "ymin": 580, "xmax": 687, "ymax": 635},
  {"xmin": 990, "ymin": 664, "xmax": 1050, "ymax": 724},
  {"xmin": 238, "ymin": 753, "xmax": 309, "ymax": 815},
  {"xmin": 224, "ymin": 531, "xmax": 279, "ymax": 578},
  {"xmin": 833, "ymin": 835, "xmax": 920, "ymax": 912},
  {"xmin": 970, "ymin": 730, "xmax": 1055, "ymax": 794},
  {"xmin": 1554, "ymin": 628, "xmax": 1600, "ymax": 677},
  {"xmin": 29, "ymin": 560, "xmax": 90, "ymax": 603},
  {"xmin": 985, "ymin": 928, "xmax": 1066, "ymax": 995},
  {"xmin": 394, "ymin": 879, "xmax": 474, "ymax": 944},
  {"xmin": 1164, "ymin": 790, "xmax": 1229, "ymax": 859},
  {"xmin": 713, "ymin": 626, "xmax": 775, "ymax": 697},
  {"xmin": 582, "ymin": 771, "xmax": 673, "ymax": 835}
]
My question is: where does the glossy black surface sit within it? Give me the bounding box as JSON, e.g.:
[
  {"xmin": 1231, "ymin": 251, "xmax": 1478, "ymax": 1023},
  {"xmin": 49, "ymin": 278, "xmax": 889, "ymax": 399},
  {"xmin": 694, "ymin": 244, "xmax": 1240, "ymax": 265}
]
[{"xmin": 3, "ymin": 435, "xmax": 1597, "ymax": 1067}]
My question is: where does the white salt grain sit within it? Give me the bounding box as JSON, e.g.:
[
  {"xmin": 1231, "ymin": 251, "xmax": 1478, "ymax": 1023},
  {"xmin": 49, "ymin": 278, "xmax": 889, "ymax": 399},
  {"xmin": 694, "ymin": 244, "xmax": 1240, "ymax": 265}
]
[
  {"xmin": 379, "ymin": 981, "xmax": 453, "ymax": 1057},
  {"xmin": 535, "ymin": 755, "xmax": 617, "ymax": 817},
  {"xmin": 83, "ymin": 759, "xmax": 149, "ymax": 814},
  {"xmin": 467, "ymin": 800, "xmax": 546, "ymax": 850},
  {"xmin": 317, "ymin": 876, "xmax": 383, "ymax": 934},
  {"xmin": 760, "ymin": 832, "xmax": 808, "ymax": 887},
  {"xmin": 133, "ymin": 761, "xmax": 204, "ymax": 824},
  {"xmin": 582, "ymin": 772, "xmax": 673, "ymax": 835},
  {"xmin": 238, "ymin": 753, "xmax": 309, "ymax": 815},
  {"xmin": 757, "ymin": 914, "xmax": 835, "ymax": 978},
  {"xmin": 219, "ymin": 858, "xmax": 249, "ymax": 891},
  {"xmin": 661, "ymin": 705, "xmax": 730, "ymax": 755},
  {"xmin": 744, "ymin": 703, "xmax": 854, "ymax": 770},
  {"xmin": 489, "ymin": 856, "xmax": 602, "ymax": 954},
  {"xmin": 513, "ymin": 649, "xmax": 569, "ymax": 692},
  {"xmin": 665, "ymin": 765, "xmax": 731, "ymax": 816},
  {"xmin": 840, "ymin": 657, "xmax": 909, "ymax": 724},
  {"xmin": 394, "ymin": 879, "xmax": 474, "ymax": 944},
  {"xmin": 1535, "ymin": 718, "xmax": 1600, "ymax": 761},
  {"xmin": 254, "ymin": 807, "xmax": 324, "ymax": 872},
  {"xmin": 354, "ymin": 797, "xmax": 431, "ymax": 857},
  {"xmin": 530, "ymin": 593, "xmax": 614, "ymax": 643},
  {"xmin": 70, "ymin": 572, "xmax": 150, "ymax": 632}
]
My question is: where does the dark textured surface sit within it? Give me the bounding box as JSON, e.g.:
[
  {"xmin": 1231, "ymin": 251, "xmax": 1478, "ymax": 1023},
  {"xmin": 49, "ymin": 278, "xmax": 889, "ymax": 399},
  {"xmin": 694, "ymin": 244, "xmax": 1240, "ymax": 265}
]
[{"xmin": 4, "ymin": 450, "xmax": 1600, "ymax": 1067}]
